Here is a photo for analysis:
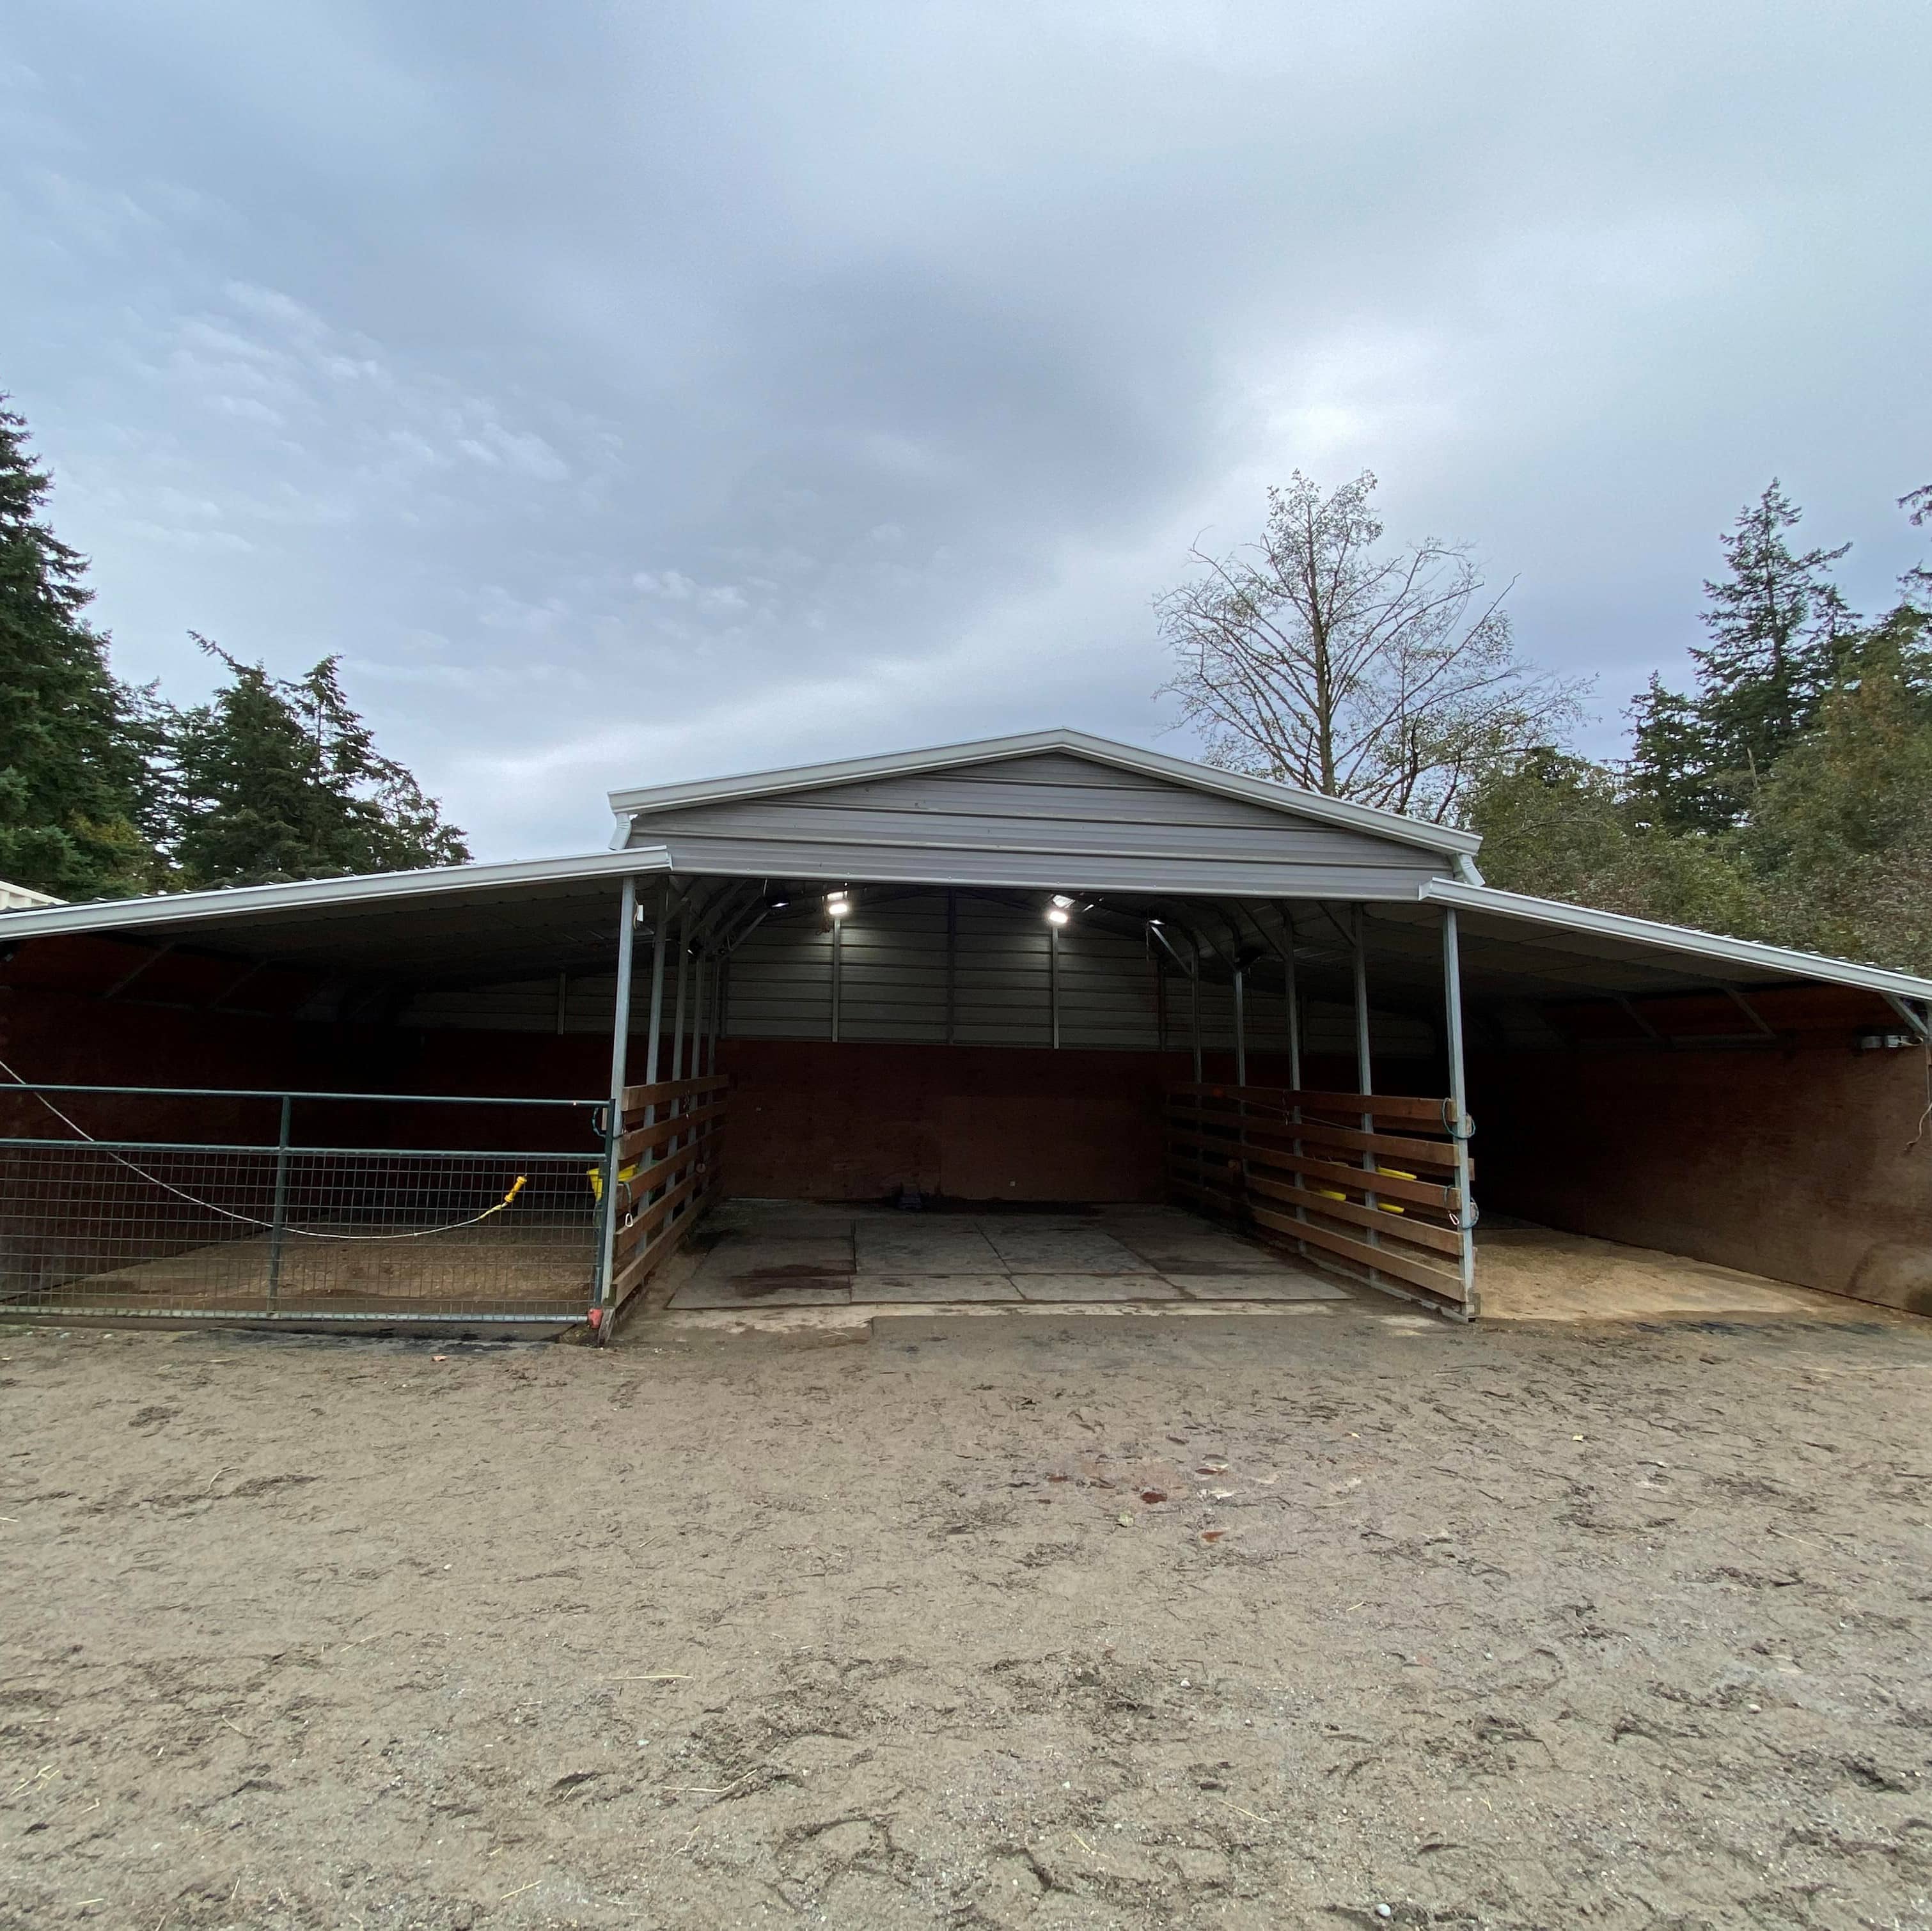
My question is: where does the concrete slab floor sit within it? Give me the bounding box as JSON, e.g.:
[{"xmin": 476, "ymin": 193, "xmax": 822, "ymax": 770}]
[
  {"xmin": 1010, "ymin": 1274, "xmax": 1182, "ymax": 1302},
  {"xmin": 670, "ymin": 1281, "xmax": 853, "ymax": 1309},
  {"xmin": 845, "ymin": 1275, "xmax": 1023, "ymax": 1303},
  {"xmin": 654, "ymin": 1200, "xmax": 1906, "ymax": 1329},
  {"xmin": 1161, "ymin": 1274, "xmax": 1351, "ymax": 1301},
  {"xmin": 666, "ymin": 1202, "xmax": 1347, "ymax": 1313}
]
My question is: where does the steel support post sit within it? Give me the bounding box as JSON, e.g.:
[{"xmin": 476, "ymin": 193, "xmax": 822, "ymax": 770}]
[
  {"xmin": 265, "ymin": 1093, "xmax": 292, "ymax": 1310},
  {"xmin": 669, "ymin": 911, "xmax": 689, "ymax": 1083},
  {"xmin": 1049, "ymin": 921, "xmax": 1061, "ymax": 1049},
  {"xmin": 595, "ymin": 876, "xmax": 640, "ymax": 1326},
  {"xmin": 1282, "ymin": 913, "xmax": 1304, "ymax": 1081},
  {"xmin": 1190, "ymin": 953, "xmax": 1202, "ymax": 1083},
  {"xmin": 1230, "ymin": 962, "xmax": 1249, "ymax": 1212},
  {"xmin": 1352, "ymin": 905, "xmax": 1382, "ymax": 1280},
  {"xmin": 702, "ymin": 953, "xmax": 717, "ymax": 1073},
  {"xmin": 945, "ymin": 890, "xmax": 958, "ymax": 1044},
  {"xmin": 1282, "ymin": 910, "xmax": 1307, "ymax": 1248},
  {"xmin": 643, "ymin": 884, "xmax": 670, "ymax": 1088},
  {"xmin": 830, "ymin": 915, "xmax": 842, "ymax": 1042},
  {"xmin": 687, "ymin": 946, "xmax": 703, "ymax": 1074},
  {"xmin": 1232, "ymin": 965, "xmax": 1246, "ymax": 1087},
  {"xmin": 708, "ymin": 951, "xmax": 720, "ymax": 1071},
  {"xmin": 640, "ymin": 884, "xmax": 670, "ymax": 1226},
  {"xmin": 1443, "ymin": 905, "xmax": 1478, "ymax": 1313}
]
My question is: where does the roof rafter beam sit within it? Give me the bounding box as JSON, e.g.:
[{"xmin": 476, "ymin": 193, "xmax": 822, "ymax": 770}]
[{"xmin": 1883, "ymin": 994, "xmax": 1932, "ymax": 1045}]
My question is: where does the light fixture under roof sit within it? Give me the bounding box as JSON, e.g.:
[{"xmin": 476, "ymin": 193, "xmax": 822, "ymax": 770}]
[
  {"xmin": 1046, "ymin": 905, "xmax": 1069, "ymax": 926},
  {"xmin": 1049, "ymin": 893, "xmax": 1075, "ymax": 908}
]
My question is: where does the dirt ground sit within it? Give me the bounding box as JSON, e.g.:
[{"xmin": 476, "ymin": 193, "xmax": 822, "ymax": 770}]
[{"xmin": 3, "ymin": 1297, "xmax": 1931, "ymax": 1930}]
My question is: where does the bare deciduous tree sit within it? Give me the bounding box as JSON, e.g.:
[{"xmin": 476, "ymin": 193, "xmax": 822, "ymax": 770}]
[{"xmin": 1157, "ymin": 471, "xmax": 1587, "ymax": 822}]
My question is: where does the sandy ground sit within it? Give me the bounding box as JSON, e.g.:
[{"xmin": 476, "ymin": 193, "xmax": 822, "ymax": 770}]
[
  {"xmin": 1470, "ymin": 1223, "xmax": 1878, "ymax": 1324},
  {"xmin": 4, "ymin": 1299, "xmax": 1931, "ymax": 1931},
  {"xmin": 46, "ymin": 1221, "xmax": 594, "ymax": 1320}
]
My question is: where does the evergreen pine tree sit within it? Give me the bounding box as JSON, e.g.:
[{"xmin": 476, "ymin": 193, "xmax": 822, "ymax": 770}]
[
  {"xmin": 1741, "ymin": 614, "xmax": 1932, "ymax": 972},
  {"xmin": 1903, "ymin": 481, "xmax": 1931, "ymax": 602},
  {"xmin": 0, "ymin": 398, "xmax": 157, "ymax": 899},
  {"xmin": 1626, "ymin": 674, "xmax": 1726, "ymax": 833},
  {"xmin": 1690, "ymin": 480, "xmax": 1855, "ymax": 814},
  {"xmin": 162, "ymin": 638, "xmax": 469, "ymax": 887}
]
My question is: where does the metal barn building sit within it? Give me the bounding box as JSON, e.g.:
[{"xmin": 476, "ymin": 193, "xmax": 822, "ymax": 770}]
[{"xmin": 1, "ymin": 730, "xmax": 1929, "ymax": 1334}]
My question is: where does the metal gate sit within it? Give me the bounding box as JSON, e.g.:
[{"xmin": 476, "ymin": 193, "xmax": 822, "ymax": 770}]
[{"xmin": 0, "ymin": 1083, "xmax": 609, "ymax": 1325}]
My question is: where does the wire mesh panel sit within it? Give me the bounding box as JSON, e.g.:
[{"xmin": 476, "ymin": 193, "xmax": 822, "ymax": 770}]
[{"xmin": 0, "ymin": 1088, "xmax": 609, "ymax": 1324}]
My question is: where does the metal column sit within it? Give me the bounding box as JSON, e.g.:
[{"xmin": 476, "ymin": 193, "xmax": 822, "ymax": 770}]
[
  {"xmin": 668, "ymin": 909, "xmax": 689, "ymax": 1083},
  {"xmin": 265, "ymin": 1093, "xmax": 292, "ymax": 1310},
  {"xmin": 687, "ymin": 946, "xmax": 703, "ymax": 1074},
  {"xmin": 1049, "ymin": 921, "xmax": 1061, "ymax": 1049},
  {"xmin": 1282, "ymin": 911, "xmax": 1303, "ymax": 1089},
  {"xmin": 829, "ymin": 915, "xmax": 842, "ymax": 1043},
  {"xmin": 1190, "ymin": 951, "xmax": 1202, "ymax": 1082},
  {"xmin": 595, "ymin": 876, "xmax": 640, "ymax": 1320},
  {"xmin": 1232, "ymin": 965, "xmax": 1246, "ymax": 1086},
  {"xmin": 702, "ymin": 953, "xmax": 719, "ymax": 1073},
  {"xmin": 643, "ymin": 883, "xmax": 669, "ymax": 1088},
  {"xmin": 1281, "ymin": 909, "xmax": 1308, "ymax": 1250},
  {"xmin": 1443, "ymin": 906, "xmax": 1477, "ymax": 1314},
  {"xmin": 945, "ymin": 889, "xmax": 957, "ymax": 1045},
  {"xmin": 1351, "ymin": 906, "xmax": 1374, "ymax": 1097},
  {"xmin": 1352, "ymin": 905, "xmax": 1382, "ymax": 1279},
  {"xmin": 638, "ymin": 883, "xmax": 671, "ymax": 1217}
]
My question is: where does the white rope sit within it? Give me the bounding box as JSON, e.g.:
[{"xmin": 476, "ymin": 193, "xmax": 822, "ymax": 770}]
[
  {"xmin": 1908, "ymin": 1041, "xmax": 1932, "ymax": 1157},
  {"xmin": 0, "ymin": 1059, "xmax": 527, "ymax": 1242}
]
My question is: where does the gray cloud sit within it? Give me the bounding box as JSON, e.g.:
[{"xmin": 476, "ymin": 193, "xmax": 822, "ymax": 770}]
[{"xmin": 4, "ymin": 1, "xmax": 1928, "ymax": 856}]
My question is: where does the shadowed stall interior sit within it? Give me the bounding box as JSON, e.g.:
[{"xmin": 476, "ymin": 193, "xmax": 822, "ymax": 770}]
[
  {"xmin": 691, "ymin": 887, "xmax": 1433, "ymax": 1205},
  {"xmin": 1468, "ymin": 985, "xmax": 1932, "ymax": 1317}
]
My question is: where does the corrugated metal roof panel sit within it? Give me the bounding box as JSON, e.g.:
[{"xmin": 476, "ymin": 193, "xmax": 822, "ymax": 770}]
[
  {"xmin": 1417, "ymin": 881, "xmax": 1932, "ymax": 1002},
  {"xmin": 609, "ymin": 730, "xmax": 1483, "ymax": 859},
  {"xmin": 648, "ymin": 833, "xmax": 1447, "ymax": 899}
]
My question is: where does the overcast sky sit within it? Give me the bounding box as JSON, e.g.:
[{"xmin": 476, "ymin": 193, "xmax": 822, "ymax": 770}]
[{"xmin": 5, "ymin": 3, "xmax": 1928, "ymax": 858}]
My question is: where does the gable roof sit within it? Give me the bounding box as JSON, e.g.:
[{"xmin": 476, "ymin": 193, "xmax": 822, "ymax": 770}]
[
  {"xmin": 606, "ymin": 728, "xmax": 1486, "ymax": 869},
  {"xmin": 2, "ymin": 728, "xmax": 1926, "ymax": 1015}
]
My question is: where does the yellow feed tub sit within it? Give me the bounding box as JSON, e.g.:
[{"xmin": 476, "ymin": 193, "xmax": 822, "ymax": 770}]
[{"xmin": 586, "ymin": 1161, "xmax": 643, "ymax": 1203}]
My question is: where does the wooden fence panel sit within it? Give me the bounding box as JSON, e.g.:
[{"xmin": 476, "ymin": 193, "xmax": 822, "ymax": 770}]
[
  {"xmin": 601, "ymin": 1074, "xmax": 728, "ymax": 1314},
  {"xmin": 1165, "ymin": 1082, "xmax": 1474, "ymax": 1315}
]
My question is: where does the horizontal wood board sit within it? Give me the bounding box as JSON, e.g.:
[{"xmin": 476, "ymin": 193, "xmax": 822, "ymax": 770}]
[{"xmin": 1166, "ymin": 1079, "xmax": 1472, "ymax": 1312}]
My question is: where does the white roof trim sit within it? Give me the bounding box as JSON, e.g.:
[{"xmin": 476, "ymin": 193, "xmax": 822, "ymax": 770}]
[
  {"xmin": 0, "ymin": 847, "xmax": 675, "ymax": 944},
  {"xmin": 1422, "ymin": 877, "xmax": 1932, "ymax": 1003},
  {"xmin": 608, "ymin": 728, "xmax": 1482, "ymax": 861}
]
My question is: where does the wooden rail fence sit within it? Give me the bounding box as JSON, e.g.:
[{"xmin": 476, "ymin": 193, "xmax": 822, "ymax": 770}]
[
  {"xmin": 1165, "ymin": 1082, "xmax": 1475, "ymax": 1316},
  {"xmin": 602, "ymin": 1072, "xmax": 729, "ymax": 1314}
]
